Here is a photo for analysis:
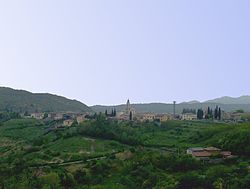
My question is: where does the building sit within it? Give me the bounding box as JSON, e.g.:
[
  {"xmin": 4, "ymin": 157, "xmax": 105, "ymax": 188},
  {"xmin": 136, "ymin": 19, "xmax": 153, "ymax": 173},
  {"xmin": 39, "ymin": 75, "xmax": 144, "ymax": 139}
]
[
  {"xmin": 230, "ymin": 113, "xmax": 242, "ymax": 122},
  {"xmin": 31, "ymin": 113, "xmax": 44, "ymax": 120},
  {"xmin": 187, "ymin": 148, "xmax": 211, "ymax": 160},
  {"xmin": 222, "ymin": 111, "xmax": 243, "ymax": 122},
  {"xmin": 154, "ymin": 114, "xmax": 173, "ymax": 122},
  {"xmin": 187, "ymin": 147, "xmax": 233, "ymax": 160},
  {"xmin": 187, "ymin": 147, "xmax": 205, "ymax": 155},
  {"xmin": 117, "ymin": 99, "xmax": 136, "ymax": 121},
  {"xmin": 125, "ymin": 99, "xmax": 135, "ymax": 115},
  {"xmin": 135, "ymin": 113, "xmax": 155, "ymax": 122},
  {"xmin": 182, "ymin": 113, "xmax": 197, "ymax": 120},
  {"xmin": 48, "ymin": 113, "xmax": 63, "ymax": 120},
  {"xmin": 204, "ymin": 147, "xmax": 221, "ymax": 155},
  {"xmin": 63, "ymin": 119, "xmax": 74, "ymax": 127},
  {"xmin": 76, "ymin": 115, "xmax": 86, "ymax": 124}
]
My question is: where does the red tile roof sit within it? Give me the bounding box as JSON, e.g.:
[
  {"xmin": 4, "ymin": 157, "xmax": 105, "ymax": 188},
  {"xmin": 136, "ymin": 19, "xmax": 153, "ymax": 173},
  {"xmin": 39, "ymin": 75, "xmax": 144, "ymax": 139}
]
[
  {"xmin": 192, "ymin": 151, "xmax": 212, "ymax": 157},
  {"xmin": 204, "ymin": 147, "xmax": 221, "ymax": 151},
  {"xmin": 221, "ymin": 151, "xmax": 232, "ymax": 156}
]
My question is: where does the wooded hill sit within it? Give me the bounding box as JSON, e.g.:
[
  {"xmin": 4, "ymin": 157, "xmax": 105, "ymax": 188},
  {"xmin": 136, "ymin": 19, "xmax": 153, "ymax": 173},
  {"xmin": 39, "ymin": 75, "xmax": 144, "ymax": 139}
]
[
  {"xmin": 0, "ymin": 87, "xmax": 91, "ymax": 113},
  {"xmin": 92, "ymin": 96, "xmax": 250, "ymax": 114}
]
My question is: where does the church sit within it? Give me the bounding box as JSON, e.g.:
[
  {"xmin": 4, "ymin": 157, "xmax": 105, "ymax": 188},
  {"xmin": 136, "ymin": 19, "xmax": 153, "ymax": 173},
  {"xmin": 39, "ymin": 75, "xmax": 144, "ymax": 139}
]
[{"xmin": 117, "ymin": 99, "xmax": 136, "ymax": 121}]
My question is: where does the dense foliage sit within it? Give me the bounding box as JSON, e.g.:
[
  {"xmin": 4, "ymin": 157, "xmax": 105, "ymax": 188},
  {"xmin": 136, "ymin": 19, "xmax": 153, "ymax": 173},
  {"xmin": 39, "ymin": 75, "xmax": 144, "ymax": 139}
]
[{"xmin": 0, "ymin": 117, "xmax": 250, "ymax": 188}]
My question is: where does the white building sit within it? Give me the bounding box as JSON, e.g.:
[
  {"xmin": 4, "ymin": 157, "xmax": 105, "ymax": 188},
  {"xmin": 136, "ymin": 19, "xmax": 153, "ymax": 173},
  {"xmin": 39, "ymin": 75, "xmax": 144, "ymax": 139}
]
[
  {"xmin": 76, "ymin": 115, "xmax": 86, "ymax": 124},
  {"xmin": 63, "ymin": 119, "xmax": 74, "ymax": 127},
  {"xmin": 31, "ymin": 113, "xmax": 44, "ymax": 120},
  {"xmin": 182, "ymin": 113, "xmax": 197, "ymax": 120}
]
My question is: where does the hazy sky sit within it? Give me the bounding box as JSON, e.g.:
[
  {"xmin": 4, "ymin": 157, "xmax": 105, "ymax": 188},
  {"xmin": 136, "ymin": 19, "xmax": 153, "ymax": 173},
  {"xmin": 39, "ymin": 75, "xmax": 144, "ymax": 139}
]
[{"xmin": 0, "ymin": 0, "xmax": 250, "ymax": 105}]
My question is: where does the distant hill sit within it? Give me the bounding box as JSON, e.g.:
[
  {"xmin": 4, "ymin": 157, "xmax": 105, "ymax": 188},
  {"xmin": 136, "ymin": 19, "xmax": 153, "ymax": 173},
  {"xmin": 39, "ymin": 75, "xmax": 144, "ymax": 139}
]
[
  {"xmin": 0, "ymin": 87, "xmax": 92, "ymax": 113},
  {"xmin": 205, "ymin": 96, "xmax": 250, "ymax": 104},
  {"xmin": 92, "ymin": 96, "xmax": 250, "ymax": 114}
]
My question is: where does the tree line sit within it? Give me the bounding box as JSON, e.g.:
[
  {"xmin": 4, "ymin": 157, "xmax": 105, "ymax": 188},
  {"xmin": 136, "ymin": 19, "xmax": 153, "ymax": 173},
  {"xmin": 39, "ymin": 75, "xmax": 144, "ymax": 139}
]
[
  {"xmin": 197, "ymin": 106, "xmax": 221, "ymax": 120},
  {"xmin": 105, "ymin": 108, "xmax": 116, "ymax": 117}
]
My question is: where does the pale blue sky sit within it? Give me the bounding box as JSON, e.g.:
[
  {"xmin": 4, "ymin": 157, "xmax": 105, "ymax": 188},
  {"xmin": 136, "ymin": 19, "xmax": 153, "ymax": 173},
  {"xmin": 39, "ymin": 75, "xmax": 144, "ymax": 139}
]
[{"xmin": 0, "ymin": 0, "xmax": 250, "ymax": 105}]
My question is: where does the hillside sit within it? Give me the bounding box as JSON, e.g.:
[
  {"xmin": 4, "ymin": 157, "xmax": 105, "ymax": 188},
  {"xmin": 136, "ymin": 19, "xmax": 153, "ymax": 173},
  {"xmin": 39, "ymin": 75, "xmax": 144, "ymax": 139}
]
[
  {"xmin": 205, "ymin": 95, "xmax": 250, "ymax": 104},
  {"xmin": 92, "ymin": 96, "xmax": 250, "ymax": 114},
  {"xmin": 0, "ymin": 87, "xmax": 92, "ymax": 113},
  {"xmin": 0, "ymin": 118, "xmax": 249, "ymax": 188}
]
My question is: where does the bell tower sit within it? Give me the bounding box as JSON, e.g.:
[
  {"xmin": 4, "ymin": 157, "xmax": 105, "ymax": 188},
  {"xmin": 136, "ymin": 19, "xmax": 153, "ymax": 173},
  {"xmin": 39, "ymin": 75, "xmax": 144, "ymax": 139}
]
[{"xmin": 126, "ymin": 99, "xmax": 131, "ymax": 114}]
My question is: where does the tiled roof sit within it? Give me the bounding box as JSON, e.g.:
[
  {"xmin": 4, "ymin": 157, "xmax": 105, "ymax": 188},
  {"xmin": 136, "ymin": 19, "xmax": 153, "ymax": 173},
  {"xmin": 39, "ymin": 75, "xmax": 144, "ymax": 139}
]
[
  {"xmin": 192, "ymin": 151, "xmax": 211, "ymax": 157},
  {"xmin": 221, "ymin": 151, "xmax": 232, "ymax": 156},
  {"xmin": 188, "ymin": 147, "xmax": 204, "ymax": 152},
  {"xmin": 204, "ymin": 147, "xmax": 221, "ymax": 151}
]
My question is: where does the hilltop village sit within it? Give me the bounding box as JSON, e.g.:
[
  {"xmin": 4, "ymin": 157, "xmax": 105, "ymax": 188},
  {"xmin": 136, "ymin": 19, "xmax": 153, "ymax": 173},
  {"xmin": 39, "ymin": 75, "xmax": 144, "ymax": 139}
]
[
  {"xmin": 18, "ymin": 100, "xmax": 243, "ymax": 161},
  {"xmin": 24, "ymin": 99, "xmax": 249, "ymax": 127},
  {"xmin": 20, "ymin": 99, "xmax": 242, "ymax": 162}
]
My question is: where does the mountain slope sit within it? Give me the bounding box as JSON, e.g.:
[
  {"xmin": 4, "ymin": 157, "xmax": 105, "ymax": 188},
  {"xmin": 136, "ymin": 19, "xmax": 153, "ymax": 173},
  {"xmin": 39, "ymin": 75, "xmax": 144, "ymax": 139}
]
[
  {"xmin": 92, "ymin": 102, "xmax": 250, "ymax": 114},
  {"xmin": 205, "ymin": 96, "xmax": 250, "ymax": 104},
  {"xmin": 0, "ymin": 87, "xmax": 92, "ymax": 113},
  {"xmin": 92, "ymin": 95, "xmax": 250, "ymax": 114}
]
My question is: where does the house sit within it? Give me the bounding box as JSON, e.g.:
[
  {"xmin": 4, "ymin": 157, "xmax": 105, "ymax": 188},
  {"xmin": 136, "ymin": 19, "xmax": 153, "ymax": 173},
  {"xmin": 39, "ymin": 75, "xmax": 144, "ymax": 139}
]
[
  {"xmin": 117, "ymin": 114, "xmax": 131, "ymax": 121},
  {"xmin": 220, "ymin": 151, "xmax": 232, "ymax": 158},
  {"xmin": 63, "ymin": 119, "xmax": 74, "ymax": 127},
  {"xmin": 182, "ymin": 113, "xmax": 197, "ymax": 120},
  {"xmin": 222, "ymin": 112, "xmax": 243, "ymax": 122},
  {"xmin": 48, "ymin": 113, "xmax": 63, "ymax": 120},
  {"xmin": 204, "ymin": 147, "xmax": 221, "ymax": 155},
  {"xmin": 76, "ymin": 115, "xmax": 86, "ymax": 124},
  {"xmin": 154, "ymin": 114, "xmax": 173, "ymax": 122},
  {"xmin": 31, "ymin": 113, "xmax": 44, "ymax": 120},
  {"xmin": 187, "ymin": 147, "xmax": 204, "ymax": 154},
  {"xmin": 230, "ymin": 113, "xmax": 242, "ymax": 122},
  {"xmin": 135, "ymin": 113, "xmax": 155, "ymax": 122},
  {"xmin": 187, "ymin": 146, "xmax": 234, "ymax": 160}
]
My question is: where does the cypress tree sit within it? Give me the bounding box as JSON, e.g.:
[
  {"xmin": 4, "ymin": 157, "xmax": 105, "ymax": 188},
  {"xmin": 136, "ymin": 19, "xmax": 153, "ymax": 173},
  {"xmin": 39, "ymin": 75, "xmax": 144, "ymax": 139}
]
[
  {"xmin": 214, "ymin": 106, "xmax": 218, "ymax": 119},
  {"xmin": 197, "ymin": 109, "xmax": 204, "ymax": 119},
  {"xmin": 129, "ymin": 111, "xmax": 133, "ymax": 121},
  {"xmin": 218, "ymin": 107, "xmax": 221, "ymax": 120}
]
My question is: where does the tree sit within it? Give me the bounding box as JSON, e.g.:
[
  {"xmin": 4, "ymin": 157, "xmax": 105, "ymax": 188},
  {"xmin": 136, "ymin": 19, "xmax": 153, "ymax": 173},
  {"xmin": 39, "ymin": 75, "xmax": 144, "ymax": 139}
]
[
  {"xmin": 61, "ymin": 173, "xmax": 76, "ymax": 188},
  {"xmin": 43, "ymin": 113, "xmax": 48, "ymax": 119},
  {"xmin": 218, "ymin": 108, "xmax": 221, "ymax": 120},
  {"xmin": 114, "ymin": 108, "xmax": 117, "ymax": 117},
  {"xmin": 105, "ymin": 110, "xmax": 108, "ymax": 116},
  {"xmin": 210, "ymin": 109, "xmax": 213, "ymax": 119},
  {"xmin": 24, "ymin": 111, "xmax": 29, "ymax": 116},
  {"xmin": 129, "ymin": 111, "xmax": 133, "ymax": 121},
  {"xmin": 236, "ymin": 109, "xmax": 244, "ymax": 113},
  {"xmin": 182, "ymin": 109, "xmax": 196, "ymax": 114},
  {"xmin": 205, "ymin": 107, "xmax": 212, "ymax": 119},
  {"xmin": 214, "ymin": 106, "xmax": 219, "ymax": 119},
  {"xmin": 40, "ymin": 172, "xmax": 60, "ymax": 189},
  {"xmin": 197, "ymin": 109, "xmax": 204, "ymax": 119},
  {"xmin": 74, "ymin": 169, "xmax": 90, "ymax": 185}
]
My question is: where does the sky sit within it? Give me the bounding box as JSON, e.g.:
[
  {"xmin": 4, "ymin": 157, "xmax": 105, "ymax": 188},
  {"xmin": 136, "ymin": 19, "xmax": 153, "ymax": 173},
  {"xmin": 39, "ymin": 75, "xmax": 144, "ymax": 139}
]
[{"xmin": 0, "ymin": 0, "xmax": 250, "ymax": 106}]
